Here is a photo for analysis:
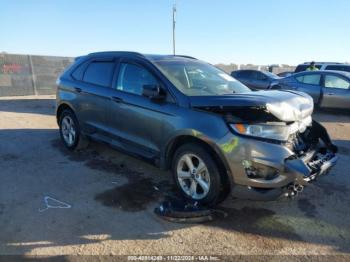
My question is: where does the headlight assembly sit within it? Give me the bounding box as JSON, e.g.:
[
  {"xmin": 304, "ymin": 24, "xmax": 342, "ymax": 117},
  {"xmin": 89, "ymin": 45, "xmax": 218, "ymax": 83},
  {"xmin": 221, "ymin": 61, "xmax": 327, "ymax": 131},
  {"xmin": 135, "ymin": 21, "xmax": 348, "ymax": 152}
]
[{"xmin": 230, "ymin": 123, "xmax": 292, "ymax": 141}]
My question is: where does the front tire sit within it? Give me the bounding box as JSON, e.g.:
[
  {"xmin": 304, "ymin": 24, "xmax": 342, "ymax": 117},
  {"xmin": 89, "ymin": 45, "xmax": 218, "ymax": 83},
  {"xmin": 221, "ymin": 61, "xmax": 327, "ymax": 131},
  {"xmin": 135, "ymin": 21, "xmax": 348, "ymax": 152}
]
[
  {"xmin": 59, "ymin": 109, "xmax": 88, "ymax": 150},
  {"xmin": 172, "ymin": 143, "xmax": 223, "ymax": 206}
]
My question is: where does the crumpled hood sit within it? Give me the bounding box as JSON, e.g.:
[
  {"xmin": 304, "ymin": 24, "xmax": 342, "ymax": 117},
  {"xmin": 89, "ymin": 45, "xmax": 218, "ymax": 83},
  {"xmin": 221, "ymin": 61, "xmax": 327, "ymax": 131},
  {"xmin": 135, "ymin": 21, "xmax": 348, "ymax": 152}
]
[{"xmin": 190, "ymin": 90, "xmax": 314, "ymax": 122}]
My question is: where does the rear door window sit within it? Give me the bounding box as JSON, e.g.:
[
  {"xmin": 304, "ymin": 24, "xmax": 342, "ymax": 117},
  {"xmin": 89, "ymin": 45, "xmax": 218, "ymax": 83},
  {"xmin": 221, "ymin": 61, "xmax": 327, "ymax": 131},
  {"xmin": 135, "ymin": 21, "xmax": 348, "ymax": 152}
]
[
  {"xmin": 83, "ymin": 61, "xmax": 115, "ymax": 87},
  {"xmin": 296, "ymin": 74, "xmax": 321, "ymax": 85},
  {"xmin": 324, "ymin": 75, "xmax": 350, "ymax": 89}
]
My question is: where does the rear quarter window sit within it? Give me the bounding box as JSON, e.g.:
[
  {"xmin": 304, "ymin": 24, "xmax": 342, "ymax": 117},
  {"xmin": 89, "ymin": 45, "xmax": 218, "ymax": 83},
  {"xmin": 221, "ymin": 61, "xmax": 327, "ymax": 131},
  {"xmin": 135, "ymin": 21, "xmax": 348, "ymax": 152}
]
[
  {"xmin": 71, "ymin": 61, "xmax": 89, "ymax": 81},
  {"xmin": 83, "ymin": 61, "xmax": 115, "ymax": 87}
]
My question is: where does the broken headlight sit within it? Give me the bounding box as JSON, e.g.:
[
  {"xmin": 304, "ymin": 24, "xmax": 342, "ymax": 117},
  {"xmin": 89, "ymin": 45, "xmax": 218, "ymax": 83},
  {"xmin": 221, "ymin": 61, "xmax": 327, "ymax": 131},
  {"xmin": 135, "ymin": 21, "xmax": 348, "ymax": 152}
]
[
  {"xmin": 230, "ymin": 117, "xmax": 312, "ymax": 142},
  {"xmin": 231, "ymin": 123, "xmax": 291, "ymax": 141}
]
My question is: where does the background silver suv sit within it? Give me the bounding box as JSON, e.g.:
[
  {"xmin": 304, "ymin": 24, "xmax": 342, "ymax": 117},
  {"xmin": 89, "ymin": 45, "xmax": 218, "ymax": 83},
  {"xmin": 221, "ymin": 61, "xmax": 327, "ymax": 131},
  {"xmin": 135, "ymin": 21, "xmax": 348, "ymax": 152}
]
[{"xmin": 295, "ymin": 62, "xmax": 350, "ymax": 73}]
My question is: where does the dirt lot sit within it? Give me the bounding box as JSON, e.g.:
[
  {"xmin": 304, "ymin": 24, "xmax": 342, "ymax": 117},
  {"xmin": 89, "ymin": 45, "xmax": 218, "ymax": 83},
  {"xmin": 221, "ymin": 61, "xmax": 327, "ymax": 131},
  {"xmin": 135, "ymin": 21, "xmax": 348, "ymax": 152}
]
[{"xmin": 0, "ymin": 95, "xmax": 350, "ymax": 257}]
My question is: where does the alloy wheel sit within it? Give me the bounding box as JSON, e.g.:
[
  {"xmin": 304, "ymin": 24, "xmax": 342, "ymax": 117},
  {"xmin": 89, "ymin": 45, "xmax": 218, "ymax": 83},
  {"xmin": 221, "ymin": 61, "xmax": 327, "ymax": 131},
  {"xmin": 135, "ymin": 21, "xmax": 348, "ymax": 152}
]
[
  {"xmin": 176, "ymin": 153, "xmax": 211, "ymax": 200},
  {"xmin": 61, "ymin": 115, "xmax": 76, "ymax": 146}
]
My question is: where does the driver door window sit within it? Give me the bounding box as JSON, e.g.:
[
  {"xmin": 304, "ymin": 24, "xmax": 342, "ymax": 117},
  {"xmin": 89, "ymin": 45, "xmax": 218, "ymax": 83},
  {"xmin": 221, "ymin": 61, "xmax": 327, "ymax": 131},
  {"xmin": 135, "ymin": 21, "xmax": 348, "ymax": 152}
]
[
  {"xmin": 296, "ymin": 74, "xmax": 321, "ymax": 85},
  {"xmin": 117, "ymin": 63, "xmax": 159, "ymax": 95}
]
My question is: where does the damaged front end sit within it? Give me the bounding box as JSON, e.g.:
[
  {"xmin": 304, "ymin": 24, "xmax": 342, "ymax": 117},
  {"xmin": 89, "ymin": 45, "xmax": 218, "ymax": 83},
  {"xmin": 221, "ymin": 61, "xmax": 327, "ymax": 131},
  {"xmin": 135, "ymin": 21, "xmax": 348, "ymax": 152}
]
[
  {"xmin": 191, "ymin": 90, "xmax": 338, "ymax": 200},
  {"xmin": 283, "ymin": 120, "xmax": 338, "ymax": 197}
]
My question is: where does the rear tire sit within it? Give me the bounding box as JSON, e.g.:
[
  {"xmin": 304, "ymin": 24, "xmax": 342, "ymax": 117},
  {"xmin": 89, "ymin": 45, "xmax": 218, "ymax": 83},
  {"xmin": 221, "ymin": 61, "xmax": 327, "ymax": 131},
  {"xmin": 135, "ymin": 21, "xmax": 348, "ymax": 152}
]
[
  {"xmin": 59, "ymin": 109, "xmax": 88, "ymax": 150},
  {"xmin": 172, "ymin": 143, "xmax": 223, "ymax": 206}
]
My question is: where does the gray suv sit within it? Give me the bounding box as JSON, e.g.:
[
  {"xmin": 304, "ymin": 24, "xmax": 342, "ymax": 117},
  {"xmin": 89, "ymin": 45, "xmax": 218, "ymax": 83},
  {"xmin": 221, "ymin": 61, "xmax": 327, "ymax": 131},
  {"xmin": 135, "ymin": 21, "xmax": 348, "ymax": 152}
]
[{"xmin": 56, "ymin": 52, "xmax": 338, "ymax": 206}]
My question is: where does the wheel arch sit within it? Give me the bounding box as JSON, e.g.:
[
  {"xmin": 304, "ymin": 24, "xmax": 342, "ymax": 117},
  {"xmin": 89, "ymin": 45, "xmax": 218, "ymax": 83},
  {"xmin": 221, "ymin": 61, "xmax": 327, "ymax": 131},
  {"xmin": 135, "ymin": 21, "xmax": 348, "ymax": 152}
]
[
  {"xmin": 56, "ymin": 103, "xmax": 75, "ymax": 125},
  {"xmin": 163, "ymin": 135, "xmax": 233, "ymax": 192}
]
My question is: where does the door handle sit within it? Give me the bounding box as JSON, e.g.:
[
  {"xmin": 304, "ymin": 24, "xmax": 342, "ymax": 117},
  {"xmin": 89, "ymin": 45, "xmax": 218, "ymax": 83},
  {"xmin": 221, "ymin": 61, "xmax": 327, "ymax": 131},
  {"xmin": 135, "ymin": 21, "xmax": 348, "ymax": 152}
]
[
  {"xmin": 74, "ymin": 87, "xmax": 82, "ymax": 93},
  {"xmin": 327, "ymin": 93, "xmax": 334, "ymax": 96},
  {"xmin": 111, "ymin": 96, "xmax": 123, "ymax": 103}
]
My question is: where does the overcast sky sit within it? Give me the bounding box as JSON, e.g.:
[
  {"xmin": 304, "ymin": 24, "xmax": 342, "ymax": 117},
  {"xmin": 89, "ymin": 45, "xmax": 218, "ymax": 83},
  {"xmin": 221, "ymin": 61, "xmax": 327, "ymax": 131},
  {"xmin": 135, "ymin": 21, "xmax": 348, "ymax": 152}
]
[{"xmin": 1, "ymin": 0, "xmax": 349, "ymax": 65}]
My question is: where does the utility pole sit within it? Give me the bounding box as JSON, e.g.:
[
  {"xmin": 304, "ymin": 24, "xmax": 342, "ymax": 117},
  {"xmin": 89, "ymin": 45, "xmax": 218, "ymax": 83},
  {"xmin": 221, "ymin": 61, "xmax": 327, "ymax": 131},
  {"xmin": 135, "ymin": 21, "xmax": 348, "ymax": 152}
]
[{"xmin": 172, "ymin": 2, "xmax": 176, "ymax": 55}]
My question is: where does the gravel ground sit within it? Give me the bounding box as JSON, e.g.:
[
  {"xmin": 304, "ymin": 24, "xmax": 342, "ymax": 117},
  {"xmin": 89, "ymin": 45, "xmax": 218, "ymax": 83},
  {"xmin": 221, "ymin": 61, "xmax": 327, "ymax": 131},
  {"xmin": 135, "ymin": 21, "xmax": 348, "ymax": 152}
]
[{"xmin": 0, "ymin": 95, "xmax": 349, "ymax": 257}]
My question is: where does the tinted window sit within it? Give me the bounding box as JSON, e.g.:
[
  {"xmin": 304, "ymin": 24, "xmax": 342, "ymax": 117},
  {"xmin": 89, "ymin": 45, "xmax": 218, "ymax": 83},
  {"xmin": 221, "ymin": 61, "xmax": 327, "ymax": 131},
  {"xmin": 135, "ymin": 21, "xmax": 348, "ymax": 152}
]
[
  {"xmin": 83, "ymin": 61, "xmax": 115, "ymax": 87},
  {"xmin": 325, "ymin": 65, "xmax": 350, "ymax": 72},
  {"xmin": 256, "ymin": 72, "xmax": 267, "ymax": 80},
  {"xmin": 117, "ymin": 63, "xmax": 159, "ymax": 95},
  {"xmin": 324, "ymin": 75, "xmax": 350, "ymax": 89},
  {"xmin": 296, "ymin": 74, "xmax": 321, "ymax": 85},
  {"xmin": 295, "ymin": 65, "xmax": 308, "ymax": 73},
  {"xmin": 72, "ymin": 61, "xmax": 88, "ymax": 81},
  {"xmin": 237, "ymin": 71, "xmax": 252, "ymax": 78},
  {"xmin": 231, "ymin": 71, "xmax": 239, "ymax": 77},
  {"xmin": 249, "ymin": 71, "xmax": 259, "ymax": 80}
]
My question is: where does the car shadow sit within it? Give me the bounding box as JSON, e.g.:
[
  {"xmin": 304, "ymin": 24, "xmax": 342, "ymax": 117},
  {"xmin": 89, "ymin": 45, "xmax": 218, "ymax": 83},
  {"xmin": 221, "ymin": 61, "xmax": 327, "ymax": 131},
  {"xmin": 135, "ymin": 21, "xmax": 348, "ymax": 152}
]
[
  {"xmin": 0, "ymin": 98, "xmax": 56, "ymax": 116},
  {"xmin": 0, "ymin": 127, "xmax": 350, "ymax": 254}
]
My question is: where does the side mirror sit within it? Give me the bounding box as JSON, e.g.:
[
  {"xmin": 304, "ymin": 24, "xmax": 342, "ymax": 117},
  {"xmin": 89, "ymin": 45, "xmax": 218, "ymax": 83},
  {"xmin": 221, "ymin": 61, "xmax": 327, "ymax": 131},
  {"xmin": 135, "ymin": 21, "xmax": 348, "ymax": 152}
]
[{"xmin": 142, "ymin": 84, "xmax": 166, "ymax": 100}]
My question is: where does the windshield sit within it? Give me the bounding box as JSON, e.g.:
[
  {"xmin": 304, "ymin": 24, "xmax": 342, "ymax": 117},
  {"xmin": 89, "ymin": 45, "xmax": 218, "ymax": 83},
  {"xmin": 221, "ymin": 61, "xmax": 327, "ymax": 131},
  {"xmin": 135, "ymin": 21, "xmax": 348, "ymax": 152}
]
[{"xmin": 152, "ymin": 59, "xmax": 251, "ymax": 96}]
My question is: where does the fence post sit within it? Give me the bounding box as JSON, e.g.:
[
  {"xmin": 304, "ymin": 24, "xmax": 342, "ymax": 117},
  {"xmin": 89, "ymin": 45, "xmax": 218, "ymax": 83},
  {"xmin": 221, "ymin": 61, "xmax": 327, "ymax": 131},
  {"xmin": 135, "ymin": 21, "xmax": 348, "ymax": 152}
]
[{"xmin": 28, "ymin": 55, "xmax": 38, "ymax": 95}]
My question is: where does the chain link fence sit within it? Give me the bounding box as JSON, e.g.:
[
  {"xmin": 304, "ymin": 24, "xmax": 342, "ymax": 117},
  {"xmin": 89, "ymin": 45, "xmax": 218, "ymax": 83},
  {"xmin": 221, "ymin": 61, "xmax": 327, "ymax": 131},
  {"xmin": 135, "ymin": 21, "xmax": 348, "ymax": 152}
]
[{"xmin": 0, "ymin": 53, "xmax": 73, "ymax": 96}]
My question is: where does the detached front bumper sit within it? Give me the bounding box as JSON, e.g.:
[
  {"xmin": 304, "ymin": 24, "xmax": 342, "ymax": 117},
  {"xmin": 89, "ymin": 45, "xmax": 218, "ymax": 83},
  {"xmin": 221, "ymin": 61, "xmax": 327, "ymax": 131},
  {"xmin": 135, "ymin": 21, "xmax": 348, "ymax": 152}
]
[
  {"xmin": 229, "ymin": 146, "xmax": 338, "ymax": 201},
  {"xmin": 218, "ymin": 128, "xmax": 338, "ymax": 201},
  {"xmin": 285, "ymin": 148, "xmax": 338, "ymax": 184}
]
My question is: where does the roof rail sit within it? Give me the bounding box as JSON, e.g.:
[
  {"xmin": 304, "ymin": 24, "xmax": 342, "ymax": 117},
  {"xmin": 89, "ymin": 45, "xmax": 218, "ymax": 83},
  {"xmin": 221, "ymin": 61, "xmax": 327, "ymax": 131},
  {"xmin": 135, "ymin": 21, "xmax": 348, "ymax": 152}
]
[
  {"xmin": 175, "ymin": 55, "xmax": 197, "ymax": 60},
  {"xmin": 87, "ymin": 51, "xmax": 145, "ymax": 58},
  {"xmin": 303, "ymin": 62, "xmax": 343, "ymax": 64}
]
